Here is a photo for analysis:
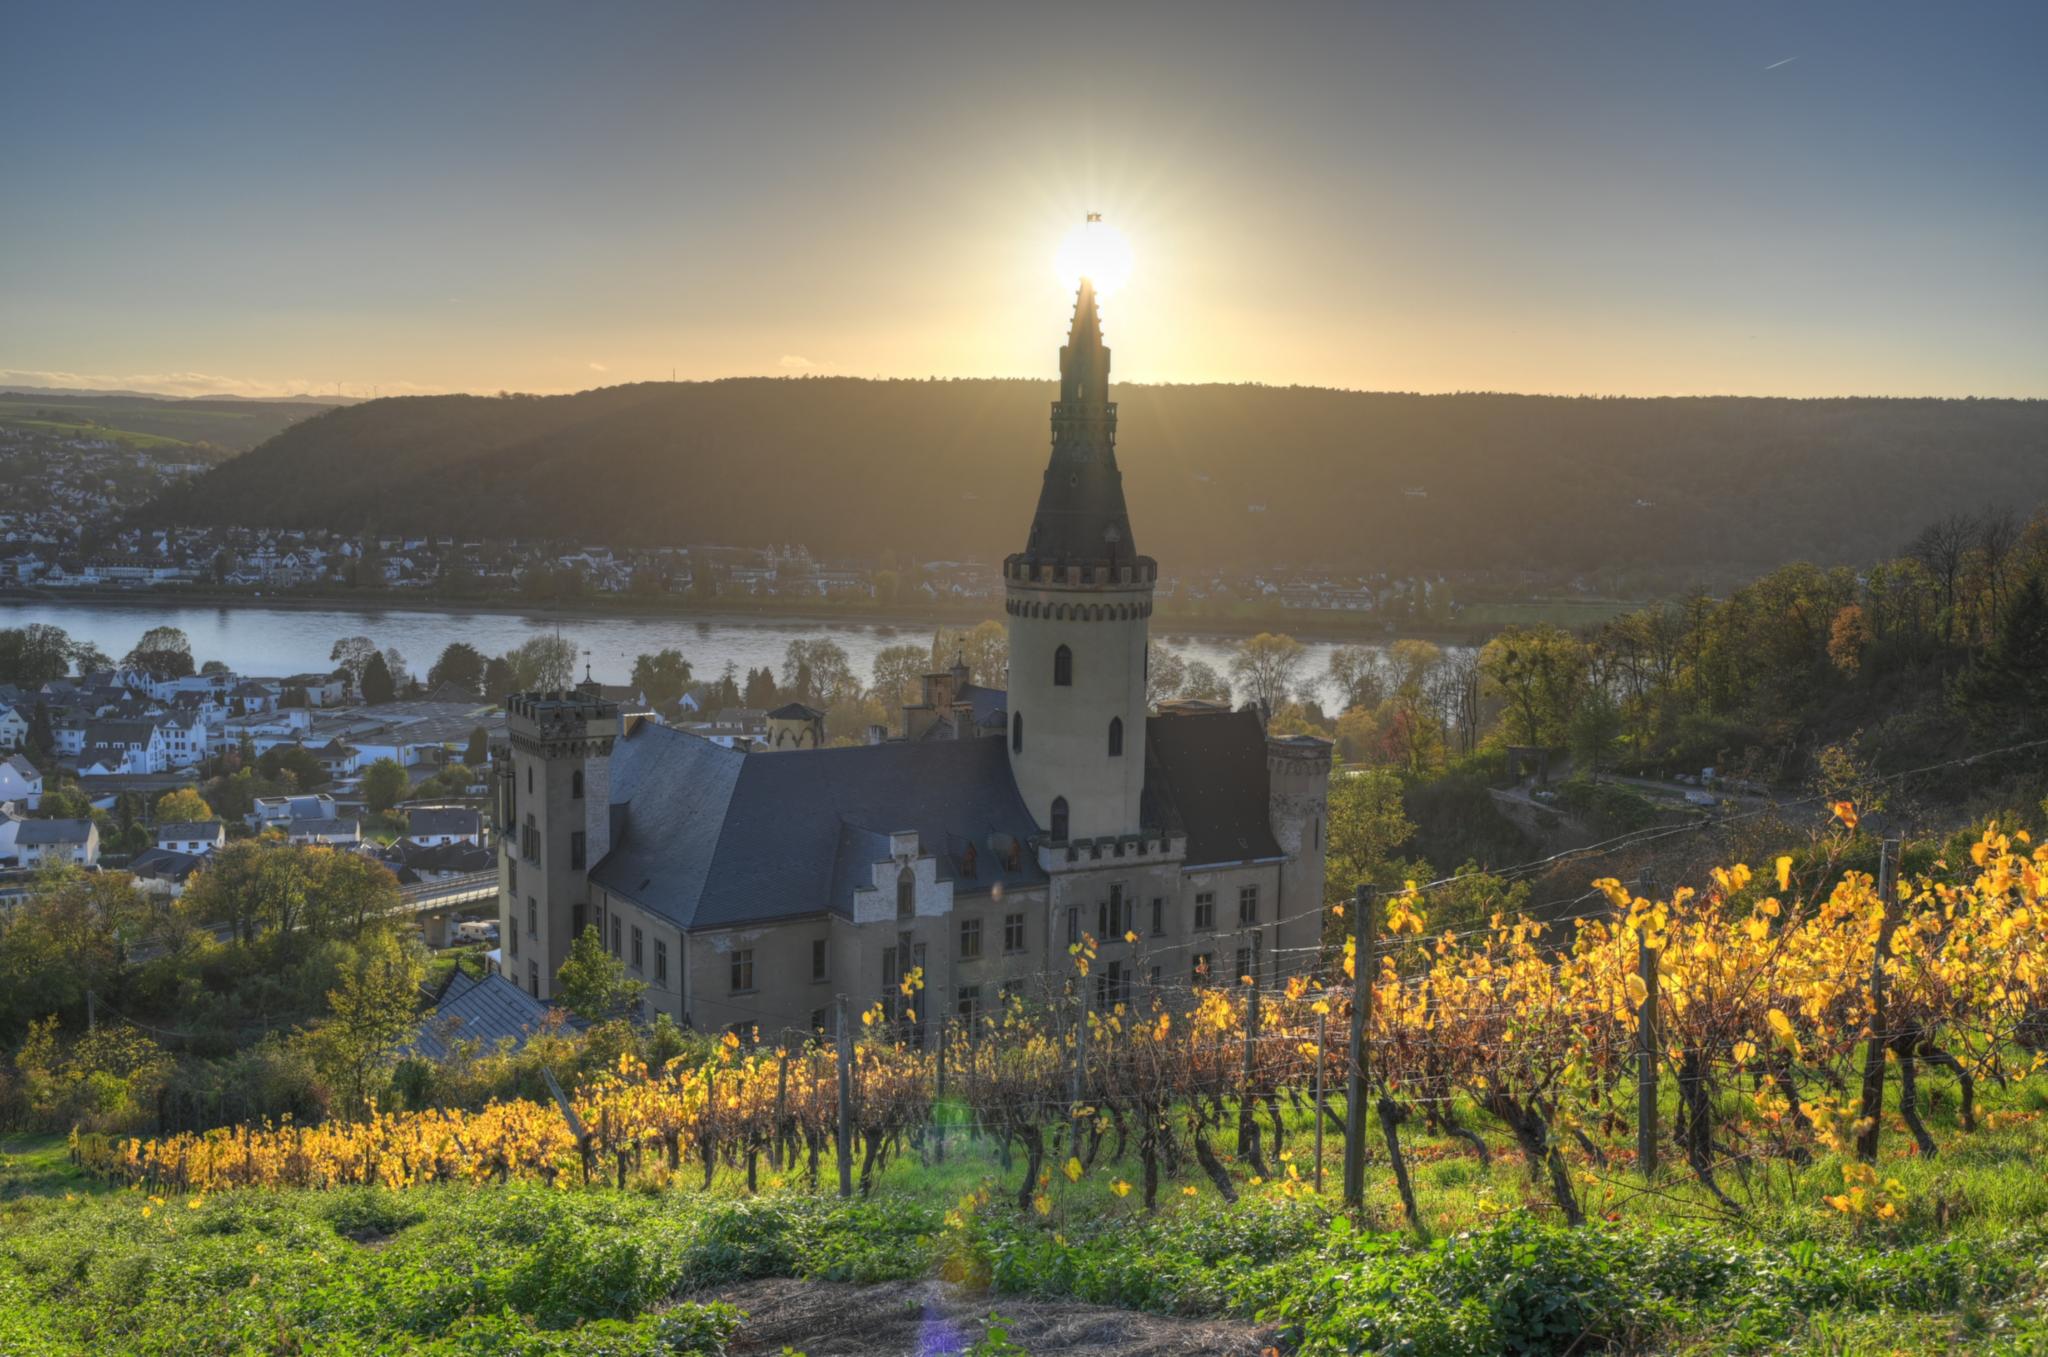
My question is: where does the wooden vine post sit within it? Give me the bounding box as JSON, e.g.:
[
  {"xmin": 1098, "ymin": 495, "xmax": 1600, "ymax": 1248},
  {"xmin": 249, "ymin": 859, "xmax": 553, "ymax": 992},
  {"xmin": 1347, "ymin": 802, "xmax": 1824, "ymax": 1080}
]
[
  {"xmin": 1636, "ymin": 873, "xmax": 1660, "ymax": 1179},
  {"xmin": 1343, "ymin": 884, "xmax": 1374, "ymax": 1209},
  {"xmin": 1855, "ymin": 838, "xmax": 1901, "ymax": 1162},
  {"xmin": 835, "ymin": 993, "xmax": 853, "ymax": 1198}
]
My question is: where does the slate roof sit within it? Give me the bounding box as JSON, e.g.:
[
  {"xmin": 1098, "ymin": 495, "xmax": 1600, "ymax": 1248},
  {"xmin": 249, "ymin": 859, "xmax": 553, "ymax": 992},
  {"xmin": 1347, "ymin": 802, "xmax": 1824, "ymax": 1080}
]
[
  {"xmin": 956, "ymin": 682, "xmax": 1008, "ymax": 728},
  {"xmin": 407, "ymin": 970, "xmax": 558, "ymax": 1061},
  {"xmin": 766, "ymin": 702, "xmax": 825, "ymax": 721},
  {"xmin": 17, "ymin": 819, "xmax": 93, "ymax": 845},
  {"xmin": 3, "ymin": 755, "xmax": 38, "ymax": 780},
  {"xmin": 408, "ymin": 806, "xmax": 481, "ymax": 837},
  {"xmin": 157, "ymin": 820, "xmax": 224, "ymax": 842},
  {"xmin": 591, "ymin": 723, "xmax": 1046, "ymax": 931},
  {"xmin": 129, "ymin": 847, "xmax": 205, "ymax": 883},
  {"xmin": 1143, "ymin": 707, "xmax": 1283, "ymax": 866},
  {"xmin": 287, "ymin": 817, "xmax": 360, "ymax": 838}
]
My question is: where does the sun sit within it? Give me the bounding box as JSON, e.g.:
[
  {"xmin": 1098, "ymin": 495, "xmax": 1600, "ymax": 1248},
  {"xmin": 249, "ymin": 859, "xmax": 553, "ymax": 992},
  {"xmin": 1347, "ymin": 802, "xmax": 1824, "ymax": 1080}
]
[{"xmin": 1054, "ymin": 214, "xmax": 1134, "ymax": 297}]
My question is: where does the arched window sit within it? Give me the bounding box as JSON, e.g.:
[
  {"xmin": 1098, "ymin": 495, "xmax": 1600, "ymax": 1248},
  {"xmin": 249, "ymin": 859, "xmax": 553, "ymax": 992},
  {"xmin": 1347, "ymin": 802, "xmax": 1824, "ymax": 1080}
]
[
  {"xmin": 1107, "ymin": 716, "xmax": 1123, "ymax": 757},
  {"xmin": 897, "ymin": 867, "xmax": 916, "ymax": 919},
  {"xmin": 1053, "ymin": 644, "xmax": 1073, "ymax": 686},
  {"xmin": 1012, "ymin": 710, "xmax": 1023, "ymax": 753},
  {"xmin": 1049, "ymin": 796, "xmax": 1069, "ymax": 841}
]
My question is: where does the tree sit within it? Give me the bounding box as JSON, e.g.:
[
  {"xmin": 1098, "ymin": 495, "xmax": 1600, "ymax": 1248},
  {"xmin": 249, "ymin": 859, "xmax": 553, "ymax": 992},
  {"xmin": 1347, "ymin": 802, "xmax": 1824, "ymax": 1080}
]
[
  {"xmin": 1181, "ymin": 660, "xmax": 1232, "ymax": 706},
  {"xmin": 742, "ymin": 666, "xmax": 779, "ymax": 708},
  {"xmin": 427, "ymin": 642, "xmax": 487, "ymax": 696},
  {"xmin": 1568, "ymin": 690, "xmax": 1623, "ymax": 777},
  {"xmin": 381, "ymin": 647, "xmax": 410, "ymax": 692},
  {"xmin": 69, "ymin": 640, "xmax": 113, "ymax": 676},
  {"xmin": 555, "ymin": 926, "xmax": 646, "ymax": 1022},
  {"xmin": 330, "ymin": 636, "xmax": 379, "ymax": 691},
  {"xmin": 0, "ymin": 624, "xmax": 76, "ymax": 686},
  {"xmin": 359, "ymin": 651, "xmax": 396, "ymax": 706},
  {"xmin": 305, "ymin": 931, "xmax": 425, "ymax": 1120},
  {"xmin": 124, "ymin": 625, "xmax": 195, "ymax": 678},
  {"xmin": 1229, "ymin": 633, "xmax": 1307, "ymax": 723},
  {"xmin": 200, "ymin": 658, "xmax": 232, "ymax": 676},
  {"xmin": 870, "ymin": 644, "xmax": 928, "ymax": 709},
  {"xmin": 482, "ymin": 656, "xmax": 516, "ymax": 703},
  {"xmin": 1146, "ymin": 643, "xmax": 1188, "ymax": 708},
  {"xmin": 932, "ymin": 620, "xmax": 1007, "ymax": 687},
  {"xmin": 1323, "ymin": 767, "xmax": 1415, "ymax": 906},
  {"xmin": 257, "ymin": 744, "xmax": 329, "ymax": 789},
  {"xmin": 0, "ymin": 870, "xmax": 147, "ymax": 1037},
  {"xmin": 1959, "ymin": 573, "xmax": 2048, "ymax": 734},
  {"xmin": 1480, "ymin": 625, "xmax": 1588, "ymax": 747},
  {"xmin": 631, "ymin": 648, "xmax": 693, "ymax": 707},
  {"xmin": 783, "ymin": 639, "xmax": 857, "ymax": 705},
  {"xmin": 1326, "ymin": 645, "xmax": 1391, "ymax": 713},
  {"xmin": 465, "ymin": 726, "xmax": 490, "ymax": 765},
  {"xmin": 153, "ymin": 787, "xmax": 215, "ymax": 823},
  {"xmin": 505, "ymin": 635, "xmax": 577, "ymax": 692},
  {"xmin": 361, "ymin": 758, "xmax": 409, "ymax": 814}
]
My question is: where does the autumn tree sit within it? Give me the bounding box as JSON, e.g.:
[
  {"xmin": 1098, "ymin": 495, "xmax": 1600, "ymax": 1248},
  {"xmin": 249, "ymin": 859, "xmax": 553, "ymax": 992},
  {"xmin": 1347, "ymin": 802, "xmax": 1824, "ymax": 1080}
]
[
  {"xmin": 304, "ymin": 930, "xmax": 425, "ymax": 1120},
  {"xmin": 153, "ymin": 786, "xmax": 216, "ymax": 824},
  {"xmin": 1229, "ymin": 633, "xmax": 1306, "ymax": 723},
  {"xmin": 931, "ymin": 619, "xmax": 1008, "ymax": 687},
  {"xmin": 556, "ymin": 925, "xmax": 646, "ymax": 1022},
  {"xmin": 870, "ymin": 643, "xmax": 929, "ymax": 709},
  {"xmin": 1480, "ymin": 625, "xmax": 1588, "ymax": 747},
  {"xmin": 631, "ymin": 648, "xmax": 693, "ymax": 707}
]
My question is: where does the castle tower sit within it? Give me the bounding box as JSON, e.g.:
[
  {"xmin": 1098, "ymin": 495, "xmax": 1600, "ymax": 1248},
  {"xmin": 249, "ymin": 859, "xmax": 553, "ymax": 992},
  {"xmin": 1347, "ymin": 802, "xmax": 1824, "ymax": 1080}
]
[
  {"xmin": 496, "ymin": 686, "xmax": 619, "ymax": 998},
  {"xmin": 1003, "ymin": 272, "xmax": 1154, "ymax": 841}
]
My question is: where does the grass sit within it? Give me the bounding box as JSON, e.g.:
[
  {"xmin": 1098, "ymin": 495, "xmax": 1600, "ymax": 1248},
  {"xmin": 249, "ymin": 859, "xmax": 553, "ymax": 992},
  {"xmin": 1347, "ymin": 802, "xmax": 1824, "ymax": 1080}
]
[
  {"xmin": 0, "ymin": 416, "xmax": 191, "ymax": 449},
  {"xmin": 7, "ymin": 1067, "xmax": 2048, "ymax": 1354}
]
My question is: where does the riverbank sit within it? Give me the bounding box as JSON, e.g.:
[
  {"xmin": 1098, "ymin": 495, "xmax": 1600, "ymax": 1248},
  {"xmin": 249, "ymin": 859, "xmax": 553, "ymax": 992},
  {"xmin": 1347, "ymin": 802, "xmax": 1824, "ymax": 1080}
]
[{"xmin": 0, "ymin": 585, "xmax": 1640, "ymax": 646}]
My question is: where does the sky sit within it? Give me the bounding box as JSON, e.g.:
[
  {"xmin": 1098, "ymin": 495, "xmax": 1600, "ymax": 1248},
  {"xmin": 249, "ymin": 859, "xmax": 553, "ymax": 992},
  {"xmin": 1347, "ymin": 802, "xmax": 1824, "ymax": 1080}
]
[{"xmin": 3, "ymin": 1, "xmax": 2044, "ymax": 400}]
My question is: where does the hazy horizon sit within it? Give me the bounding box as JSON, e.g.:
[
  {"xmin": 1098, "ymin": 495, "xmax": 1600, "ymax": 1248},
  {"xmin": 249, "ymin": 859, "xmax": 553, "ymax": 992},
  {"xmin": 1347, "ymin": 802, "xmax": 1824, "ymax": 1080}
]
[{"xmin": 5, "ymin": 0, "xmax": 2044, "ymax": 402}]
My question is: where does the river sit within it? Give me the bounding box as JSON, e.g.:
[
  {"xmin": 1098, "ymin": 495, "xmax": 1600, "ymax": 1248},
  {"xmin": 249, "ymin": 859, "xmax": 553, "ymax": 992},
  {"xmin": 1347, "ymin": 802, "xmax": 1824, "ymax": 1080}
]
[{"xmin": 0, "ymin": 599, "xmax": 1455, "ymax": 709}]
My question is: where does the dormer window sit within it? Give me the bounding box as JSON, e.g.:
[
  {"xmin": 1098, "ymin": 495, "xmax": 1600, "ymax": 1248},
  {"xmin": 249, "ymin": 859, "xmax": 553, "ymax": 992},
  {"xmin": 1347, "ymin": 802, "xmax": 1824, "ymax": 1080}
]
[{"xmin": 1053, "ymin": 645, "xmax": 1073, "ymax": 687}]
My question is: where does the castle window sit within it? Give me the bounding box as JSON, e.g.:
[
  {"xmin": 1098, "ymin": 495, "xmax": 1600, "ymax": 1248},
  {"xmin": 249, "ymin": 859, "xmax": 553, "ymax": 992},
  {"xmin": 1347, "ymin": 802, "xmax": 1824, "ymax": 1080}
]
[
  {"xmin": 1194, "ymin": 891, "xmax": 1215, "ymax": 931},
  {"xmin": 958, "ymin": 916, "xmax": 982, "ymax": 959},
  {"xmin": 1151, "ymin": 897, "xmax": 1164, "ymax": 935},
  {"xmin": 527, "ymin": 897, "xmax": 537, "ymax": 937},
  {"xmin": 654, "ymin": 939, "xmax": 668, "ymax": 984},
  {"xmin": 812, "ymin": 938, "xmax": 828, "ymax": 981},
  {"xmin": 1012, "ymin": 711, "xmax": 1023, "ymax": 753},
  {"xmin": 1004, "ymin": 912, "xmax": 1026, "ymax": 953},
  {"xmin": 730, "ymin": 949, "xmax": 755, "ymax": 993},
  {"xmin": 571, "ymin": 769, "xmax": 583, "ymax": 800},
  {"xmin": 569, "ymin": 830, "xmax": 585, "ymax": 869},
  {"xmin": 1107, "ymin": 716, "xmax": 1123, "ymax": 757},
  {"xmin": 529, "ymin": 960, "xmax": 539, "ymax": 997},
  {"xmin": 611, "ymin": 917, "xmax": 622, "ymax": 957},
  {"xmin": 897, "ymin": 868, "xmax": 916, "ymax": 919},
  {"xmin": 1053, "ymin": 645, "xmax": 1072, "ymax": 687},
  {"xmin": 631, "ymin": 925, "xmax": 643, "ymax": 970},
  {"xmin": 957, "ymin": 984, "xmax": 982, "ymax": 1026},
  {"xmin": 1049, "ymin": 796, "xmax": 1068, "ymax": 841},
  {"xmin": 1239, "ymin": 885, "xmax": 1259, "ymax": 925}
]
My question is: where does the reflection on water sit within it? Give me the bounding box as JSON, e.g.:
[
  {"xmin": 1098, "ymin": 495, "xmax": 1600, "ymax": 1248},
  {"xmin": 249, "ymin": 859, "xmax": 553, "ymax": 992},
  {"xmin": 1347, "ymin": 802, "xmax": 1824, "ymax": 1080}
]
[{"xmin": 0, "ymin": 599, "xmax": 1456, "ymax": 708}]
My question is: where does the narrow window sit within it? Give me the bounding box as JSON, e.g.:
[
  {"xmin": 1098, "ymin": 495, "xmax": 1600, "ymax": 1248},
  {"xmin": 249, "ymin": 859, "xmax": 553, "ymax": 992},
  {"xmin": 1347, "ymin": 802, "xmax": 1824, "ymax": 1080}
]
[
  {"xmin": 1066, "ymin": 906, "xmax": 1078, "ymax": 945},
  {"xmin": 527, "ymin": 897, "xmax": 537, "ymax": 937},
  {"xmin": 730, "ymin": 948, "xmax": 755, "ymax": 992},
  {"xmin": 897, "ymin": 867, "xmax": 916, "ymax": 919},
  {"xmin": 655, "ymin": 939, "xmax": 668, "ymax": 984},
  {"xmin": 569, "ymin": 829, "xmax": 586, "ymax": 869},
  {"xmin": 631, "ymin": 925, "xmax": 643, "ymax": 970},
  {"xmin": 1194, "ymin": 891, "xmax": 1215, "ymax": 931},
  {"xmin": 1012, "ymin": 710, "xmax": 1023, "ymax": 753},
  {"xmin": 1150, "ymin": 897, "xmax": 1164, "ymax": 935},
  {"xmin": 1107, "ymin": 716, "xmax": 1123, "ymax": 757},
  {"xmin": 1004, "ymin": 912, "xmax": 1025, "ymax": 952},
  {"xmin": 528, "ymin": 960, "xmax": 539, "ymax": 996},
  {"xmin": 812, "ymin": 938, "xmax": 828, "ymax": 981},
  {"xmin": 958, "ymin": 984, "xmax": 982, "ymax": 1026},
  {"xmin": 571, "ymin": 769, "xmax": 583, "ymax": 800},
  {"xmin": 526, "ymin": 765, "xmax": 532, "ymax": 793},
  {"xmin": 611, "ymin": 917, "xmax": 622, "ymax": 956},
  {"xmin": 959, "ymin": 917, "xmax": 983, "ymax": 959},
  {"xmin": 1049, "ymin": 796, "xmax": 1068, "ymax": 841},
  {"xmin": 1239, "ymin": 885, "xmax": 1259, "ymax": 925},
  {"xmin": 1053, "ymin": 644, "xmax": 1072, "ymax": 687}
]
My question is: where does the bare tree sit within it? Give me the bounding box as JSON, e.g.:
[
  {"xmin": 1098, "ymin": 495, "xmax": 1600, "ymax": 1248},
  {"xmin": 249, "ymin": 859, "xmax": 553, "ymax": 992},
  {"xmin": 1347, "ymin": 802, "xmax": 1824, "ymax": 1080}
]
[{"xmin": 1910, "ymin": 512, "xmax": 1973, "ymax": 645}]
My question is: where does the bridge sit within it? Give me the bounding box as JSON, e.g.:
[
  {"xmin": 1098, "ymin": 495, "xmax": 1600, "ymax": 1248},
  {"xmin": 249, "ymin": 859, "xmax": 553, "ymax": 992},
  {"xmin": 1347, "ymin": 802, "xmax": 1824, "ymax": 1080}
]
[{"xmin": 398, "ymin": 870, "xmax": 498, "ymax": 946}]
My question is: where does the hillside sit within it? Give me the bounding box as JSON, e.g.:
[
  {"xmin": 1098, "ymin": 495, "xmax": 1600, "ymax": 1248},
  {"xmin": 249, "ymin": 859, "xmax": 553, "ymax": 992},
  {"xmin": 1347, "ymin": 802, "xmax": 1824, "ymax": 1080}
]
[
  {"xmin": 139, "ymin": 381, "xmax": 2048, "ymax": 579},
  {"xmin": 0, "ymin": 391, "xmax": 337, "ymax": 456}
]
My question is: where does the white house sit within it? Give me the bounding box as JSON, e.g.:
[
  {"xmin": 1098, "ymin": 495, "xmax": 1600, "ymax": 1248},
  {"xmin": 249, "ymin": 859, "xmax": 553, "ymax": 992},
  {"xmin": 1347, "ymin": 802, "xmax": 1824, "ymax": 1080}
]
[
  {"xmin": 0, "ymin": 754, "xmax": 40, "ymax": 811},
  {"xmin": 13, "ymin": 819, "xmax": 99, "ymax": 868},
  {"xmin": 155, "ymin": 819, "xmax": 226, "ymax": 855},
  {"xmin": 250, "ymin": 793, "xmax": 337, "ymax": 830},
  {"xmin": 0, "ymin": 705, "xmax": 28, "ymax": 750},
  {"xmin": 286, "ymin": 816, "xmax": 360, "ymax": 846},
  {"xmin": 79, "ymin": 720, "xmax": 168, "ymax": 775},
  {"xmin": 404, "ymin": 806, "xmax": 482, "ymax": 847}
]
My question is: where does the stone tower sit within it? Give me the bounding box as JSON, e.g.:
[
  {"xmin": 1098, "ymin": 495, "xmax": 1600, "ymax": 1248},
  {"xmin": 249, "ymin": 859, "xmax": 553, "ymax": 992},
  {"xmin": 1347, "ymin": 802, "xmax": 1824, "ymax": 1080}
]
[
  {"xmin": 497, "ymin": 683, "xmax": 619, "ymax": 999},
  {"xmin": 1003, "ymin": 274, "xmax": 1154, "ymax": 841}
]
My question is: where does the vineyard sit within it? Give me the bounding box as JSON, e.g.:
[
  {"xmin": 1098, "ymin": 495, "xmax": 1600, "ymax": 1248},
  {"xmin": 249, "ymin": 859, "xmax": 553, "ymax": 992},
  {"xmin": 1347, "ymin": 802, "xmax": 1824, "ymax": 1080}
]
[{"xmin": 74, "ymin": 818, "xmax": 2048, "ymax": 1240}]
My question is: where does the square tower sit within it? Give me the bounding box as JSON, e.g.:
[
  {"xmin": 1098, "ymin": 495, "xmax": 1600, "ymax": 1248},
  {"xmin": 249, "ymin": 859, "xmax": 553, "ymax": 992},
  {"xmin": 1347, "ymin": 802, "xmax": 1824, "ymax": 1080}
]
[{"xmin": 496, "ymin": 686, "xmax": 619, "ymax": 999}]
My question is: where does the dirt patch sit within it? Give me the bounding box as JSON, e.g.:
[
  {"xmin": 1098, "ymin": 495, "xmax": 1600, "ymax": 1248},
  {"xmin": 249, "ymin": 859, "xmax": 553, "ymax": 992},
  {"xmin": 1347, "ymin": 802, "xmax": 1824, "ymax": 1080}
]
[{"xmin": 703, "ymin": 1278, "xmax": 1278, "ymax": 1356}]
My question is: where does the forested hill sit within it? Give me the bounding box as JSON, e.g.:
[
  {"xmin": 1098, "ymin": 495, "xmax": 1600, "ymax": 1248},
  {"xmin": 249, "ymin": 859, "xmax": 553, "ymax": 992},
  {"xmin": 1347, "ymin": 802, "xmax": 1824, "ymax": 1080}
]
[{"xmin": 139, "ymin": 380, "xmax": 2048, "ymax": 578}]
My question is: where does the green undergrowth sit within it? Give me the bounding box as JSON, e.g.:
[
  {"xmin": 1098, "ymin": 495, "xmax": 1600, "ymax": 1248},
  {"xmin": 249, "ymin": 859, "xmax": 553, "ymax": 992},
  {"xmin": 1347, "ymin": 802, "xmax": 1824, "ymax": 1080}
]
[{"xmin": 4, "ymin": 1174, "xmax": 2047, "ymax": 1355}]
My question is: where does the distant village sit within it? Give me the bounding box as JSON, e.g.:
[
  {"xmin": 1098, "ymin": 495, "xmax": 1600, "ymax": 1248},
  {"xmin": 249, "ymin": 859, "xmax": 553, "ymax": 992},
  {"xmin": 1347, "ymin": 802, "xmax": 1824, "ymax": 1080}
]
[{"xmin": 0, "ymin": 421, "xmax": 1460, "ymax": 622}]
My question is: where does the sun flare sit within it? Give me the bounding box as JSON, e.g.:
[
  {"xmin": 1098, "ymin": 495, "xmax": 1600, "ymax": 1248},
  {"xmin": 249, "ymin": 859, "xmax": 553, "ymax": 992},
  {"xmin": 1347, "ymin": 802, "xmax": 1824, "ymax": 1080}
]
[{"xmin": 1054, "ymin": 214, "xmax": 1134, "ymax": 297}]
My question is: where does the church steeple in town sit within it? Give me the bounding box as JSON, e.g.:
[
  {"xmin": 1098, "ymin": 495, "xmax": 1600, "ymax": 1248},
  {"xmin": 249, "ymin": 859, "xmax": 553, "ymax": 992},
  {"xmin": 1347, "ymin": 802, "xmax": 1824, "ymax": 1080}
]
[{"xmin": 1017, "ymin": 270, "xmax": 1147, "ymax": 572}]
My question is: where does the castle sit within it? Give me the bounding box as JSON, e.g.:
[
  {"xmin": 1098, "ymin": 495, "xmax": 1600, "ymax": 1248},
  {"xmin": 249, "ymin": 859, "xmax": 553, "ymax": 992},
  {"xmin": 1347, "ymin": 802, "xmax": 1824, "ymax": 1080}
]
[{"xmin": 494, "ymin": 277, "xmax": 1332, "ymax": 1039}]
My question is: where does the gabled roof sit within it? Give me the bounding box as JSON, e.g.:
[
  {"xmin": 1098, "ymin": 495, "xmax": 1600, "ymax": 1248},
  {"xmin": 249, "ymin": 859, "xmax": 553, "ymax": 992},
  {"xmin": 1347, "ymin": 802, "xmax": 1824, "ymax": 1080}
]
[
  {"xmin": 957, "ymin": 682, "xmax": 1008, "ymax": 727},
  {"xmin": 1143, "ymin": 707, "xmax": 1283, "ymax": 866},
  {"xmin": 591, "ymin": 724, "xmax": 1045, "ymax": 932},
  {"xmin": 17, "ymin": 818, "xmax": 94, "ymax": 845},
  {"xmin": 767, "ymin": 702, "xmax": 825, "ymax": 721},
  {"xmin": 129, "ymin": 847, "xmax": 205, "ymax": 883},
  {"xmin": 407, "ymin": 970, "xmax": 558, "ymax": 1061},
  {"xmin": 408, "ymin": 806, "xmax": 481, "ymax": 837},
  {"xmin": 287, "ymin": 816, "xmax": 359, "ymax": 837},
  {"xmin": 2, "ymin": 754, "xmax": 37, "ymax": 781},
  {"xmin": 157, "ymin": 820, "xmax": 224, "ymax": 841}
]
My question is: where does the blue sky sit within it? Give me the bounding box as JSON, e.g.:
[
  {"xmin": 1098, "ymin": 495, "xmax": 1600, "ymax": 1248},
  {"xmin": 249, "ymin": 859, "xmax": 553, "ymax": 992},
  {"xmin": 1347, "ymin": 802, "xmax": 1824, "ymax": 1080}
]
[{"xmin": 3, "ymin": 0, "xmax": 2042, "ymax": 397}]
